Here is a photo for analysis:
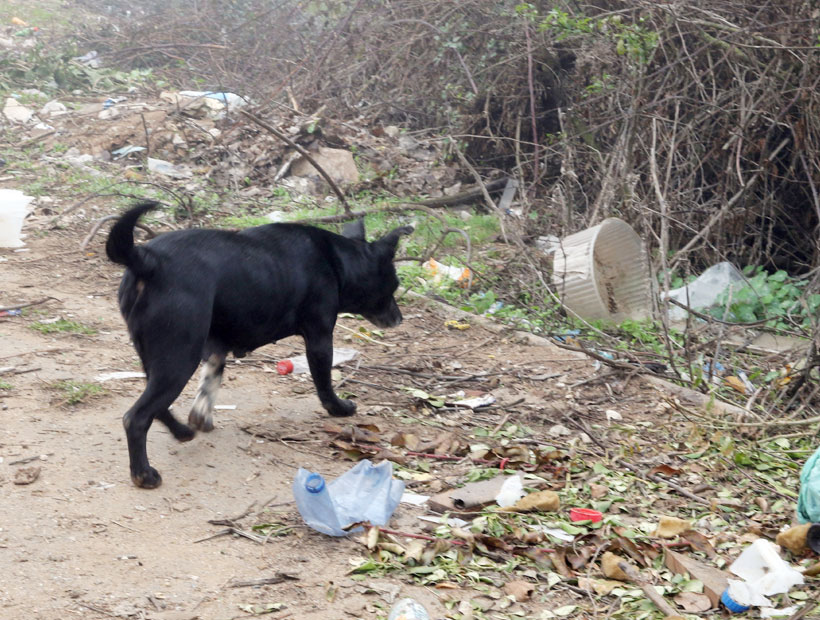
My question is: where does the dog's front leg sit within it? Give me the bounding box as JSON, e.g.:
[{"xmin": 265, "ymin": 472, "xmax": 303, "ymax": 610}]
[{"xmin": 303, "ymin": 329, "xmax": 356, "ymax": 417}]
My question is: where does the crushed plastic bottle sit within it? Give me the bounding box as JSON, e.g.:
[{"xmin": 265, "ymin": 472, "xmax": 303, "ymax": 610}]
[
  {"xmin": 388, "ymin": 598, "xmax": 430, "ymax": 620},
  {"xmin": 721, "ymin": 539, "xmax": 804, "ymax": 612},
  {"xmin": 293, "ymin": 460, "xmax": 405, "ymax": 537}
]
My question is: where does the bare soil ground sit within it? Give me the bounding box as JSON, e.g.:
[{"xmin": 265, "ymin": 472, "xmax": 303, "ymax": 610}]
[{"xmin": 0, "ymin": 214, "xmax": 665, "ymax": 620}]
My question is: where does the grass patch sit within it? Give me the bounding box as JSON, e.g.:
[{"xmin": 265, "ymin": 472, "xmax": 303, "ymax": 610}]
[
  {"xmin": 0, "ymin": 380, "xmax": 12, "ymax": 390},
  {"xmin": 52, "ymin": 380, "xmax": 106, "ymax": 405},
  {"xmin": 30, "ymin": 318, "xmax": 96, "ymax": 335}
]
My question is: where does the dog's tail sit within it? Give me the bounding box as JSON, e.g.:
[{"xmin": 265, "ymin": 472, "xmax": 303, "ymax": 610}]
[{"xmin": 106, "ymin": 201, "xmax": 158, "ymax": 278}]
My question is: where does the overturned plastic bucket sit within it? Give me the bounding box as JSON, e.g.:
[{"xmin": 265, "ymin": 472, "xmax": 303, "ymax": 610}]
[
  {"xmin": 552, "ymin": 218, "xmax": 650, "ymax": 322},
  {"xmin": 0, "ymin": 189, "xmax": 33, "ymax": 248}
]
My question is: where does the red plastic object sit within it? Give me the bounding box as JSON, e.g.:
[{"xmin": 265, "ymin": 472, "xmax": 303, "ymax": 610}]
[
  {"xmin": 276, "ymin": 359, "xmax": 294, "ymax": 375},
  {"xmin": 570, "ymin": 507, "xmax": 603, "ymax": 523}
]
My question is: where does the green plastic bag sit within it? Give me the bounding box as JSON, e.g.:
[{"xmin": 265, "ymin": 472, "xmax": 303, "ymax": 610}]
[{"xmin": 797, "ymin": 444, "xmax": 820, "ymax": 523}]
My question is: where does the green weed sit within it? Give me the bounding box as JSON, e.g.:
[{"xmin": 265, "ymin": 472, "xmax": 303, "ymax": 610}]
[
  {"xmin": 30, "ymin": 318, "xmax": 96, "ymax": 335},
  {"xmin": 0, "ymin": 380, "xmax": 12, "ymax": 390},
  {"xmin": 52, "ymin": 380, "xmax": 106, "ymax": 405}
]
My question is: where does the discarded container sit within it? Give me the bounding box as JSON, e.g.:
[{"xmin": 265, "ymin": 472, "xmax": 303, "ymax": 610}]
[
  {"xmin": 423, "ymin": 258, "xmax": 471, "ymax": 288},
  {"xmin": 388, "ymin": 598, "xmax": 430, "ymax": 620},
  {"xmin": 278, "ymin": 347, "xmax": 358, "ymax": 375},
  {"xmin": 570, "ymin": 507, "xmax": 603, "ymax": 523},
  {"xmin": 663, "ymin": 261, "xmax": 745, "ymax": 321},
  {"xmin": 293, "ymin": 459, "xmax": 405, "ymax": 537},
  {"xmin": 721, "ymin": 584, "xmax": 751, "ymax": 613},
  {"xmin": 551, "ymin": 218, "xmax": 650, "ymax": 322},
  {"xmin": 723, "ymin": 539, "xmax": 804, "ymax": 609},
  {"xmin": 797, "ymin": 444, "xmax": 820, "ymax": 523},
  {"xmin": 0, "ymin": 189, "xmax": 33, "ymax": 248}
]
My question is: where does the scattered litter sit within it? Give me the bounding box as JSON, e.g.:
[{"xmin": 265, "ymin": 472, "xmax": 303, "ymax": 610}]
[
  {"xmin": 388, "ymin": 598, "xmax": 430, "ymax": 620},
  {"xmin": 39, "ymin": 100, "xmax": 67, "ymax": 117},
  {"xmin": 95, "ymin": 371, "xmax": 146, "ymax": 382},
  {"xmin": 0, "ymin": 309, "xmax": 22, "ymax": 317},
  {"xmin": 429, "ymin": 473, "xmax": 521, "ymax": 512},
  {"xmin": 604, "ymin": 409, "xmax": 622, "ymax": 422},
  {"xmin": 449, "ymin": 393, "xmax": 495, "ymax": 409},
  {"xmin": 214, "ymin": 405, "xmax": 236, "ymax": 410},
  {"xmin": 723, "ymin": 539, "xmax": 804, "ymax": 611},
  {"xmin": 495, "ymin": 474, "xmax": 525, "ymax": 507},
  {"xmin": 663, "ymin": 261, "xmax": 745, "ymax": 321},
  {"xmin": 73, "ymin": 50, "xmax": 100, "ymax": 68},
  {"xmin": 277, "ymin": 347, "xmax": 358, "ymax": 375},
  {"xmin": 147, "ymin": 157, "xmax": 193, "ymax": 179},
  {"xmin": 3, "ymin": 97, "xmax": 33, "ymax": 124},
  {"xmin": 551, "ymin": 218, "xmax": 651, "ymax": 321},
  {"xmin": 444, "ymin": 319, "xmax": 470, "ymax": 330},
  {"xmin": 533, "ymin": 525, "xmax": 576, "ymax": 542},
  {"xmin": 569, "ymin": 507, "xmax": 602, "ymax": 523},
  {"xmin": 292, "ymin": 459, "xmax": 405, "ymax": 536},
  {"xmin": 178, "ymin": 90, "xmax": 246, "ymax": 110},
  {"xmin": 423, "ymin": 258, "xmax": 471, "ymax": 287},
  {"xmin": 0, "ymin": 189, "xmax": 33, "ymax": 248},
  {"xmin": 797, "ymin": 443, "xmax": 820, "ymax": 523},
  {"xmin": 399, "ymin": 492, "xmax": 429, "ymax": 507},
  {"xmin": 417, "ymin": 515, "xmax": 469, "ymax": 528},
  {"xmin": 654, "ymin": 515, "xmax": 692, "ymax": 538},
  {"xmin": 111, "ymin": 145, "xmax": 146, "ymax": 159},
  {"xmin": 103, "ymin": 96, "xmax": 126, "ymax": 109}
]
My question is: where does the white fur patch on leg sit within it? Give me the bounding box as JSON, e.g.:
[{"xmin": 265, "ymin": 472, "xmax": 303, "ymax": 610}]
[{"xmin": 188, "ymin": 354, "xmax": 224, "ymax": 432}]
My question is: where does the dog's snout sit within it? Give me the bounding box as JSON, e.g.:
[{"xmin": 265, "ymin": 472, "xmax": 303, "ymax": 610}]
[{"xmin": 365, "ymin": 301, "xmax": 402, "ymax": 328}]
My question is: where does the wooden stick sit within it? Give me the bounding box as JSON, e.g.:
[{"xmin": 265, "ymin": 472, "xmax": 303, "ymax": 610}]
[
  {"xmin": 239, "ymin": 109, "xmax": 352, "ymax": 214},
  {"xmin": 618, "ymin": 561, "xmax": 680, "ymax": 617}
]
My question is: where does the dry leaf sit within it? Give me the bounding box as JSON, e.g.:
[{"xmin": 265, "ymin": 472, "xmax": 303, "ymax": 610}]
[
  {"xmin": 578, "ymin": 577, "xmax": 624, "ymax": 596},
  {"xmin": 510, "ymin": 490, "xmax": 560, "ymax": 512},
  {"xmin": 776, "ymin": 523, "xmax": 811, "ymax": 555},
  {"xmin": 673, "ymin": 591, "xmax": 712, "ymax": 612},
  {"xmin": 589, "ymin": 483, "xmax": 609, "ymax": 499},
  {"xmin": 648, "ymin": 464, "xmax": 682, "ymax": 477},
  {"xmin": 682, "ymin": 529, "xmax": 716, "ymax": 558},
  {"xmin": 503, "ymin": 580, "xmax": 534, "ymax": 602},
  {"xmin": 601, "ymin": 552, "xmax": 629, "ymax": 581},
  {"xmin": 654, "ymin": 515, "xmax": 692, "ymax": 538}
]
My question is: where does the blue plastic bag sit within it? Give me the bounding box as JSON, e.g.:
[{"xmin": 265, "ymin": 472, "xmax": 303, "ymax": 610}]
[{"xmin": 797, "ymin": 445, "xmax": 820, "ymax": 523}]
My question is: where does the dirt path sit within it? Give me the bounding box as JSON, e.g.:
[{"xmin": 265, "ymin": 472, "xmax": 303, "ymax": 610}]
[{"xmin": 2, "ymin": 218, "xmax": 633, "ymax": 619}]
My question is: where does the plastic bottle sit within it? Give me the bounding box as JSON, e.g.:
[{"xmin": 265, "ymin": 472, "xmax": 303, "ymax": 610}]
[
  {"xmin": 292, "ymin": 460, "xmax": 405, "ymax": 537},
  {"xmin": 292, "ymin": 470, "xmax": 344, "ymax": 536}
]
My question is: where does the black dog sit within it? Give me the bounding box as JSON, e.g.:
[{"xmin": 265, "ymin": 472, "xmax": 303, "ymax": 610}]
[{"xmin": 106, "ymin": 202, "xmax": 412, "ymax": 488}]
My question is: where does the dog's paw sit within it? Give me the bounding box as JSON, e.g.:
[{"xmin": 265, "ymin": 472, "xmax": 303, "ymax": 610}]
[
  {"xmin": 171, "ymin": 423, "xmax": 196, "ymax": 442},
  {"xmin": 188, "ymin": 409, "xmax": 214, "ymax": 433},
  {"xmin": 327, "ymin": 398, "xmax": 357, "ymax": 417},
  {"xmin": 132, "ymin": 466, "xmax": 162, "ymax": 489}
]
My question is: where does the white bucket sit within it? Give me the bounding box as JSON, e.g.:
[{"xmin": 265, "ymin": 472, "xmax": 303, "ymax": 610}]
[
  {"xmin": 0, "ymin": 189, "xmax": 34, "ymax": 248},
  {"xmin": 552, "ymin": 218, "xmax": 650, "ymax": 322}
]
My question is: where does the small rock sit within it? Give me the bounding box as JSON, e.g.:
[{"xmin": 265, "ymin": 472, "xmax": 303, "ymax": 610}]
[
  {"xmin": 3, "ymin": 98, "xmax": 33, "ymax": 123},
  {"xmin": 13, "ymin": 466, "xmax": 41, "ymax": 485}
]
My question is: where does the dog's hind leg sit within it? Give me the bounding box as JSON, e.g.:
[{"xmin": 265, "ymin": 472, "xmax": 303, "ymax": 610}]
[
  {"xmin": 156, "ymin": 408, "xmax": 196, "ymax": 442},
  {"xmin": 188, "ymin": 352, "xmax": 226, "ymax": 432}
]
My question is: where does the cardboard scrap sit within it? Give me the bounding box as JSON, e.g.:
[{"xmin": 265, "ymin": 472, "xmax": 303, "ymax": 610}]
[
  {"xmin": 665, "ymin": 549, "xmax": 730, "ymax": 607},
  {"xmin": 428, "ymin": 473, "xmax": 519, "ymax": 513}
]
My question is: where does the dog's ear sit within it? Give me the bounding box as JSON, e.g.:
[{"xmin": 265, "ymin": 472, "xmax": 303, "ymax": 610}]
[
  {"xmin": 342, "ymin": 218, "xmax": 366, "ymax": 241},
  {"xmin": 376, "ymin": 226, "xmax": 414, "ymax": 256}
]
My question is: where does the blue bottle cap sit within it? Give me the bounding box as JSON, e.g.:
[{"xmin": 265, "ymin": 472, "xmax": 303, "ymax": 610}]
[
  {"xmin": 305, "ymin": 473, "xmax": 325, "ymax": 493},
  {"xmin": 721, "ymin": 588, "xmax": 751, "ymax": 613}
]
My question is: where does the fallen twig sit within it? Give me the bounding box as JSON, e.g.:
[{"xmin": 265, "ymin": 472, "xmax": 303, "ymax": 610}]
[
  {"xmin": 240, "ymin": 109, "xmax": 352, "ymax": 214},
  {"xmin": 617, "ymin": 560, "xmax": 679, "ymax": 617},
  {"xmin": 0, "ymin": 297, "xmax": 56, "ymax": 313},
  {"xmin": 229, "ymin": 573, "xmax": 300, "ymax": 588}
]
